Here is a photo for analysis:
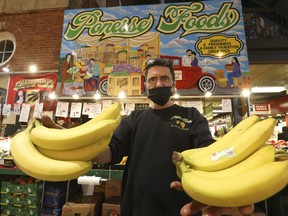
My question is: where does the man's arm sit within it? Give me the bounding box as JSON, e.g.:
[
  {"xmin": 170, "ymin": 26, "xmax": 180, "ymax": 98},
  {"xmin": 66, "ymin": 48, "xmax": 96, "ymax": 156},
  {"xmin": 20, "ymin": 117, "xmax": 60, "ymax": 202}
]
[{"xmin": 93, "ymin": 146, "xmax": 112, "ymax": 165}]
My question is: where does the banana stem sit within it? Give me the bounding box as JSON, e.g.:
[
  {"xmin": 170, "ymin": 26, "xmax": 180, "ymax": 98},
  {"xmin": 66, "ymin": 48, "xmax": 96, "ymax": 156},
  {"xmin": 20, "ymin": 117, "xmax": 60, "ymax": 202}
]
[
  {"xmin": 25, "ymin": 123, "xmax": 35, "ymax": 133},
  {"xmin": 172, "ymin": 151, "xmax": 190, "ymax": 178}
]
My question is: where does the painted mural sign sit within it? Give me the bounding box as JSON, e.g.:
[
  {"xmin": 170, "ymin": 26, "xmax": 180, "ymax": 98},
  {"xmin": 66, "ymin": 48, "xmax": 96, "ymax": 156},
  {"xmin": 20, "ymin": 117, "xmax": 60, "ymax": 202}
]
[{"xmin": 59, "ymin": 0, "xmax": 250, "ymax": 96}]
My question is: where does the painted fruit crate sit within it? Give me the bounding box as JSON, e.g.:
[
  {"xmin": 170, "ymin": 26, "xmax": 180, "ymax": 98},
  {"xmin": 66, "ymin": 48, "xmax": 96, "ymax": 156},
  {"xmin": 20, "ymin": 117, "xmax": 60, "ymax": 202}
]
[{"xmin": 108, "ymin": 74, "xmax": 142, "ymax": 96}]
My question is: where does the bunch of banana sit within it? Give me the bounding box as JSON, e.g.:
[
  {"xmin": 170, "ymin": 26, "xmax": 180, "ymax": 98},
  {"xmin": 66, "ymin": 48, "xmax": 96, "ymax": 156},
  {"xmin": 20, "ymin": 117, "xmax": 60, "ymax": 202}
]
[
  {"xmin": 173, "ymin": 117, "xmax": 288, "ymax": 207},
  {"xmin": 182, "ymin": 117, "xmax": 276, "ymax": 171},
  {"xmin": 10, "ymin": 102, "xmax": 121, "ymax": 181},
  {"xmin": 30, "ymin": 102, "xmax": 121, "ymax": 150}
]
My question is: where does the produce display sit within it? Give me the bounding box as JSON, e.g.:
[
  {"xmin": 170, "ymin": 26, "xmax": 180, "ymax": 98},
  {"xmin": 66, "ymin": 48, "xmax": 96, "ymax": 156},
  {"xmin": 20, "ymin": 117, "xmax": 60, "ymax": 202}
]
[
  {"xmin": 268, "ymin": 139, "xmax": 288, "ymax": 161},
  {"xmin": 10, "ymin": 102, "xmax": 121, "ymax": 182},
  {"xmin": 173, "ymin": 116, "xmax": 288, "ymax": 207}
]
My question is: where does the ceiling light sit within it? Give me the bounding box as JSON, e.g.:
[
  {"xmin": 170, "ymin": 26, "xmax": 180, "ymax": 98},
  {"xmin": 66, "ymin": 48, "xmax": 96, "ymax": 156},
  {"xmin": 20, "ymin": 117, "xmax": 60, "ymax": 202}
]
[
  {"xmin": 251, "ymin": 86, "xmax": 285, "ymax": 93},
  {"xmin": 29, "ymin": 64, "xmax": 37, "ymax": 73},
  {"xmin": 48, "ymin": 92, "xmax": 56, "ymax": 100},
  {"xmin": 2, "ymin": 65, "xmax": 10, "ymax": 72},
  {"xmin": 204, "ymin": 91, "xmax": 212, "ymax": 97},
  {"xmin": 118, "ymin": 90, "xmax": 126, "ymax": 99},
  {"xmin": 72, "ymin": 94, "xmax": 79, "ymax": 99},
  {"xmin": 242, "ymin": 89, "xmax": 251, "ymax": 97},
  {"xmin": 173, "ymin": 88, "xmax": 180, "ymax": 99},
  {"xmin": 94, "ymin": 90, "xmax": 101, "ymax": 100}
]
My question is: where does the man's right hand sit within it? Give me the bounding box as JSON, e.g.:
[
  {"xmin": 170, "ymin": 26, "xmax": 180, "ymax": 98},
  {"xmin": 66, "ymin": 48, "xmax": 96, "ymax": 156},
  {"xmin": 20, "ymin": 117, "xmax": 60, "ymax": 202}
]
[{"xmin": 40, "ymin": 114, "xmax": 65, "ymax": 129}]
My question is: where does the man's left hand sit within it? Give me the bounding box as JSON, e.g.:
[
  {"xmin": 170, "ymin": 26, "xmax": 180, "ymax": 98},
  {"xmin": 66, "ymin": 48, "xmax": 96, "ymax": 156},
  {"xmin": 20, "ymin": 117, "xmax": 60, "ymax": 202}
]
[{"xmin": 170, "ymin": 181, "xmax": 254, "ymax": 216}]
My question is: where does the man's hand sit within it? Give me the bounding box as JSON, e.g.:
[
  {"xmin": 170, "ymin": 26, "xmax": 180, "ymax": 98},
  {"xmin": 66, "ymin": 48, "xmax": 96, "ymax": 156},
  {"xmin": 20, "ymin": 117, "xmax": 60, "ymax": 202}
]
[{"xmin": 170, "ymin": 181, "xmax": 254, "ymax": 216}]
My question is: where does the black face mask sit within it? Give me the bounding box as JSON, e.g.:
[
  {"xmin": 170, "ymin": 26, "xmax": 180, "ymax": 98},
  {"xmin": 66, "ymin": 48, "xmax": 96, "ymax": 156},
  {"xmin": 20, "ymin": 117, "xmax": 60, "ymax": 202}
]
[{"xmin": 147, "ymin": 86, "xmax": 172, "ymax": 106}]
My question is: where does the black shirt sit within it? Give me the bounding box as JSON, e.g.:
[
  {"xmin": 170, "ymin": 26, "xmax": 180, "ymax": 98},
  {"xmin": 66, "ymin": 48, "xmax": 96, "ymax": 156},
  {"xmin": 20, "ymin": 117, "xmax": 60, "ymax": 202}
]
[{"xmin": 109, "ymin": 104, "xmax": 215, "ymax": 216}]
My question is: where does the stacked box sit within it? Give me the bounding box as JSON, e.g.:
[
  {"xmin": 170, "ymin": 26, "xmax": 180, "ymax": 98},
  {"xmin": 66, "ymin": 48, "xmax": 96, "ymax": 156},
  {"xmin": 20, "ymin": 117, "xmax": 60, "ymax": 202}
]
[
  {"xmin": 108, "ymin": 75, "xmax": 142, "ymax": 96},
  {"xmin": 0, "ymin": 177, "xmax": 43, "ymax": 216},
  {"xmin": 62, "ymin": 193, "xmax": 103, "ymax": 216},
  {"xmin": 102, "ymin": 179, "xmax": 122, "ymax": 216},
  {"xmin": 40, "ymin": 182, "xmax": 68, "ymax": 216},
  {"xmin": 102, "ymin": 203, "xmax": 120, "ymax": 216}
]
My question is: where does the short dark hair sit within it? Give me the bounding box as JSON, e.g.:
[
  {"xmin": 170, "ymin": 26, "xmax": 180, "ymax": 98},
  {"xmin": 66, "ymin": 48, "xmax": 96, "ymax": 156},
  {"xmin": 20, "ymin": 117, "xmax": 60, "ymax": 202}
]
[
  {"xmin": 145, "ymin": 58, "xmax": 175, "ymax": 81},
  {"xmin": 282, "ymin": 126, "xmax": 288, "ymax": 133}
]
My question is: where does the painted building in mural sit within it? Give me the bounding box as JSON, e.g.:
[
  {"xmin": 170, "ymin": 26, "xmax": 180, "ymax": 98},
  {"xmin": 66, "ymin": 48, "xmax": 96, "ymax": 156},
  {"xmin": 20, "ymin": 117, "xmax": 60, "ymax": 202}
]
[{"xmin": 59, "ymin": 0, "xmax": 250, "ymax": 96}]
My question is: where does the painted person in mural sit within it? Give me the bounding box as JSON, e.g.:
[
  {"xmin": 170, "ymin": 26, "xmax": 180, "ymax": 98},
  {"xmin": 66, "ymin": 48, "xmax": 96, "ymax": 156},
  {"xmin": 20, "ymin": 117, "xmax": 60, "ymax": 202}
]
[
  {"xmin": 87, "ymin": 58, "xmax": 100, "ymax": 90},
  {"xmin": 190, "ymin": 51, "xmax": 199, "ymax": 67},
  {"xmin": 94, "ymin": 58, "xmax": 254, "ymax": 216},
  {"xmin": 141, "ymin": 54, "xmax": 152, "ymax": 72},
  {"xmin": 60, "ymin": 53, "xmax": 73, "ymax": 95},
  {"xmin": 227, "ymin": 57, "xmax": 242, "ymax": 88},
  {"xmin": 182, "ymin": 49, "xmax": 193, "ymax": 66}
]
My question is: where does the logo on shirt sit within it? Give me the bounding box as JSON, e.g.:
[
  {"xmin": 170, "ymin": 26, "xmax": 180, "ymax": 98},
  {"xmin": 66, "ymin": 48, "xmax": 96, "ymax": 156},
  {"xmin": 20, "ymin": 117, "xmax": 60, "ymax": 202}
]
[{"xmin": 170, "ymin": 115, "xmax": 192, "ymax": 130}]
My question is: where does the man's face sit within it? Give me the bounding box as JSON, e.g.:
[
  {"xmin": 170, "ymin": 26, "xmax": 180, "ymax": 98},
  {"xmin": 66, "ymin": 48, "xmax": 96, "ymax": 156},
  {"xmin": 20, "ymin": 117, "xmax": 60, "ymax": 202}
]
[
  {"xmin": 187, "ymin": 51, "xmax": 192, "ymax": 56},
  {"xmin": 145, "ymin": 66, "xmax": 174, "ymax": 90}
]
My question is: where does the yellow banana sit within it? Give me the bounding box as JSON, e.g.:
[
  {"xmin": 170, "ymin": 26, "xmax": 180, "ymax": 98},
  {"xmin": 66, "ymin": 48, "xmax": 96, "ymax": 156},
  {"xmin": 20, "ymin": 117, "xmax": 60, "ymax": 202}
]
[
  {"xmin": 10, "ymin": 124, "xmax": 92, "ymax": 182},
  {"xmin": 179, "ymin": 160, "xmax": 288, "ymax": 207},
  {"xmin": 183, "ymin": 117, "xmax": 276, "ymax": 171},
  {"xmin": 174, "ymin": 144, "xmax": 275, "ymax": 179},
  {"xmin": 31, "ymin": 116, "xmax": 120, "ymax": 150},
  {"xmin": 181, "ymin": 115, "xmax": 260, "ymax": 161},
  {"xmin": 36, "ymin": 134, "xmax": 112, "ymax": 161}
]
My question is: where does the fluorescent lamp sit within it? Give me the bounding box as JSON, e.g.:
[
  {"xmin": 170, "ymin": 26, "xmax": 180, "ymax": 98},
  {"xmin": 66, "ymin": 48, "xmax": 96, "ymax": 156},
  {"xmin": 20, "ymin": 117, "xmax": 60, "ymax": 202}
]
[{"xmin": 251, "ymin": 86, "xmax": 285, "ymax": 93}]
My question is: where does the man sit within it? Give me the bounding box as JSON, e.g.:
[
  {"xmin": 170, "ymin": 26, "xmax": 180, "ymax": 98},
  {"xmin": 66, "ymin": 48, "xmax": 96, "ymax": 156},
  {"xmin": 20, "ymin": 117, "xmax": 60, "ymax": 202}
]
[{"xmin": 96, "ymin": 58, "xmax": 254, "ymax": 215}]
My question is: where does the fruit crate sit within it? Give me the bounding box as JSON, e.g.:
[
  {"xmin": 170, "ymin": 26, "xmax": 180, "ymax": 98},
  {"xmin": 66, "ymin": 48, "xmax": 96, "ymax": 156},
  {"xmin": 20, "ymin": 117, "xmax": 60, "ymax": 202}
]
[
  {"xmin": 1, "ymin": 180, "xmax": 43, "ymax": 195},
  {"xmin": 107, "ymin": 75, "xmax": 142, "ymax": 96}
]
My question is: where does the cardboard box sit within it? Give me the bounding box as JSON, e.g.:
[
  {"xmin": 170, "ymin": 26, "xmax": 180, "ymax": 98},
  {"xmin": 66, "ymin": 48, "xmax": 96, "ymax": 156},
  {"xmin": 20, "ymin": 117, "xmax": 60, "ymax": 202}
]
[
  {"xmin": 62, "ymin": 193, "xmax": 103, "ymax": 216},
  {"xmin": 102, "ymin": 202, "xmax": 120, "ymax": 216},
  {"xmin": 105, "ymin": 179, "xmax": 121, "ymax": 203},
  {"xmin": 62, "ymin": 202, "xmax": 95, "ymax": 216}
]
